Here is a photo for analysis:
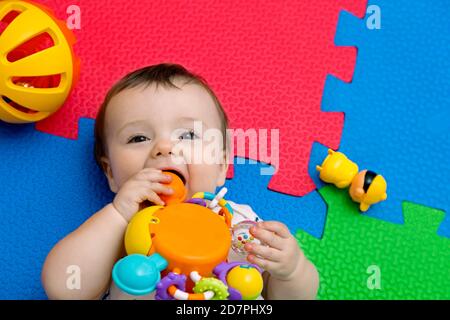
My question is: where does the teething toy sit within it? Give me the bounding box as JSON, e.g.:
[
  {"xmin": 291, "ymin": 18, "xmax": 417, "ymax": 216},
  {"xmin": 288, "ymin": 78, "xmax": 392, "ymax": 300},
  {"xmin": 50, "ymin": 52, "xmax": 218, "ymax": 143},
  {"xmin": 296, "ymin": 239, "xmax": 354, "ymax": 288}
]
[
  {"xmin": 213, "ymin": 261, "xmax": 264, "ymax": 300},
  {"xmin": 112, "ymin": 171, "xmax": 264, "ymax": 300},
  {"xmin": 112, "ymin": 253, "xmax": 167, "ymax": 296},
  {"xmin": 160, "ymin": 171, "xmax": 187, "ymax": 205},
  {"xmin": 226, "ymin": 264, "xmax": 264, "ymax": 300}
]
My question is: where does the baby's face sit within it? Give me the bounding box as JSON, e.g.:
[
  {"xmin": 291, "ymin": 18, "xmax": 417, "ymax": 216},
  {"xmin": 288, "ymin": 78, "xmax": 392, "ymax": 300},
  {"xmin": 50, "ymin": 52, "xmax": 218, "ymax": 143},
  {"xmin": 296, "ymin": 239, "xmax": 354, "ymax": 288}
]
[{"xmin": 101, "ymin": 78, "xmax": 228, "ymax": 199}]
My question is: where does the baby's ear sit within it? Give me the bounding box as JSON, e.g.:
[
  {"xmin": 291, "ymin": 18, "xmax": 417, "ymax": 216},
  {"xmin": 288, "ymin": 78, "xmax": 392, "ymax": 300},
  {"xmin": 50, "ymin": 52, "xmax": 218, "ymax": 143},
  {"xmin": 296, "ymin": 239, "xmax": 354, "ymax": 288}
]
[
  {"xmin": 100, "ymin": 156, "xmax": 119, "ymax": 193},
  {"xmin": 216, "ymin": 162, "xmax": 229, "ymax": 187}
]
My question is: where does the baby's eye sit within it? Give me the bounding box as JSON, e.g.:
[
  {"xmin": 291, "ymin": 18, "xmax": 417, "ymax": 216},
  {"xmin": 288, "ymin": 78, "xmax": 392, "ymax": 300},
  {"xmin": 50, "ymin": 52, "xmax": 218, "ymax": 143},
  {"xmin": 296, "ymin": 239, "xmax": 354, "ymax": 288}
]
[
  {"xmin": 127, "ymin": 135, "xmax": 150, "ymax": 144},
  {"xmin": 179, "ymin": 130, "xmax": 199, "ymax": 141}
]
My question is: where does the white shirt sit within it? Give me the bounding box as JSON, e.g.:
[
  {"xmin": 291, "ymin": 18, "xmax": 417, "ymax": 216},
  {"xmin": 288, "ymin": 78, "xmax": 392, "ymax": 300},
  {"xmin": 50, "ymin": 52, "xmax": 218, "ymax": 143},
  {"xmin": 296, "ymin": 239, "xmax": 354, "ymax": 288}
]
[{"xmin": 104, "ymin": 201, "xmax": 264, "ymax": 300}]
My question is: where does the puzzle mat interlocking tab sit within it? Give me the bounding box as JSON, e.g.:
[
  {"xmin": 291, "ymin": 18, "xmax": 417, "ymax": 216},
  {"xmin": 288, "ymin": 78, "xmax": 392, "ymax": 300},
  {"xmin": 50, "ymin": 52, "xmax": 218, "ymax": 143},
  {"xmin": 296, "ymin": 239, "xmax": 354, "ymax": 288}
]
[{"xmin": 296, "ymin": 186, "xmax": 450, "ymax": 299}]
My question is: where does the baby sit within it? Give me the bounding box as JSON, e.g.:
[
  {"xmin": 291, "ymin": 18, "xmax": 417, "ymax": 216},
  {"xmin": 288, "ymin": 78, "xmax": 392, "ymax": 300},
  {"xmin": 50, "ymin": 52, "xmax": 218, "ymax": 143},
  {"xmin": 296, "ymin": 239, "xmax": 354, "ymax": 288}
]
[{"xmin": 41, "ymin": 63, "xmax": 319, "ymax": 300}]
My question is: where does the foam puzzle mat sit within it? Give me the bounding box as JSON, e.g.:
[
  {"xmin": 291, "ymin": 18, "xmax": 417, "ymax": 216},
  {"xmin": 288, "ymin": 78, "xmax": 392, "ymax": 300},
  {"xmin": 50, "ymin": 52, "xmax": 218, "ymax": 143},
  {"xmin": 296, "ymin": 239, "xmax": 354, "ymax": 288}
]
[
  {"xmin": 296, "ymin": 186, "xmax": 450, "ymax": 299},
  {"xmin": 0, "ymin": 0, "xmax": 448, "ymax": 299}
]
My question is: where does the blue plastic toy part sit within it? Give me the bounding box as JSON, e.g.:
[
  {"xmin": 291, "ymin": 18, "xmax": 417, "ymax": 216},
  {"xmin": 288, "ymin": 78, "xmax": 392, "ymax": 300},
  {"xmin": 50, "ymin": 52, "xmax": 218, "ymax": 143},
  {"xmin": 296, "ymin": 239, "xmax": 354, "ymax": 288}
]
[{"xmin": 112, "ymin": 253, "xmax": 168, "ymax": 296}]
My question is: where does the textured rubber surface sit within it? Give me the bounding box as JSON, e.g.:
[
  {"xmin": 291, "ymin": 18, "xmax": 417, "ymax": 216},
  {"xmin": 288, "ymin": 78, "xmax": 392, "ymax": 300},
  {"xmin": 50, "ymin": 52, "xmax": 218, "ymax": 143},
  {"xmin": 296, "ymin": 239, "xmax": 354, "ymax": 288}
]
[
  {"xmin": 33, "ymin": 0, "xmax": 368, "ymax": 196},
  {"xmin": 224, "ymin": 159, "xmax": 326, "ymax": 237},
  {"xmin": 0, "ymin": 118, "xmax": 113, "ymax": 299},
  {"xmin": 310, "ymin": 0, "xmax": 450, "ymax": 231},
  {"xmin": 296, "ymin": 186, "xmax": 450, "ymax": 300}
]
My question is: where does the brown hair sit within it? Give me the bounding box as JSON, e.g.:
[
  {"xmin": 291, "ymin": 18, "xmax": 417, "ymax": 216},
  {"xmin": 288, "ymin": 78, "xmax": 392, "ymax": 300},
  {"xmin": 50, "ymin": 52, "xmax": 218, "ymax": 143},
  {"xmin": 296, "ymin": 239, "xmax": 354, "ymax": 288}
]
[{"xmin": 94, "ymin": 63, "xmax": 230, "ymax": 172}]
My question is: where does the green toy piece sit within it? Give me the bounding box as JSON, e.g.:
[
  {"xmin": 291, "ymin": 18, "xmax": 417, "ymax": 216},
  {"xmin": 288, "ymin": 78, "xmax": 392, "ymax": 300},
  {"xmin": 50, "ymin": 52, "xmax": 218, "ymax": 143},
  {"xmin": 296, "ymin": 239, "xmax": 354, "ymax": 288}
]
[
  {"xmin": 193, "ymin": 277, "xmax": 229, "ymax": 300},
  {"xmin": 296, "ymin": 186, "xmax": 450, "ymax": 299}
]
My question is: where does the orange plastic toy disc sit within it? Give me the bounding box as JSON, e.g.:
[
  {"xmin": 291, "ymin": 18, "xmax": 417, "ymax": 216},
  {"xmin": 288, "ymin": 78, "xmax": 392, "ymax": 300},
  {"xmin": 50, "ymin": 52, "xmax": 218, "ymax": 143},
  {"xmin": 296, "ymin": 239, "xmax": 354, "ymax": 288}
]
[{"xmin": 149, "ymin": 202, "xmax": 231, "ymax": 277}]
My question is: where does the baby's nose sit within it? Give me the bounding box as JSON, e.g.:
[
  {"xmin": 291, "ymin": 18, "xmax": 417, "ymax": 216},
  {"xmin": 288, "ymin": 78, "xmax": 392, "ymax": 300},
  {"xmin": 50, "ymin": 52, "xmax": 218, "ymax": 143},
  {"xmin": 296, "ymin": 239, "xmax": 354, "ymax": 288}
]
[{"xmin": 151, "ymin": 139, "xmax": 173, "ymax": 158}]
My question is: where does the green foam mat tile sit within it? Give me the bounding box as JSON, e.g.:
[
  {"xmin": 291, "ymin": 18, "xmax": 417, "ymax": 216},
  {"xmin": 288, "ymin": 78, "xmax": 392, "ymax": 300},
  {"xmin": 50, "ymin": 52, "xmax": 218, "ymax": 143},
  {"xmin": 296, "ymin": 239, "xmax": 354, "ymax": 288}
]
[{"xmin": 296, "ymin": 186, "xmax": 450, "ymax": 299}]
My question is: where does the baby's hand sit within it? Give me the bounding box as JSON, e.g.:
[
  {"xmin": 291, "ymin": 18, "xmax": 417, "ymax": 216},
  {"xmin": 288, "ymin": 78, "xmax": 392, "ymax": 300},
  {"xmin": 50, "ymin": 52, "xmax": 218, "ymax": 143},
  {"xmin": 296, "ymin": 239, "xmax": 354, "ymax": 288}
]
[
  {"xmin": 245, "ymin": 221, "xmax": 304, "ymax": 281},
  {"xmin": 112, "ymin": 168, "xmax": 174, "ymax": 222}
]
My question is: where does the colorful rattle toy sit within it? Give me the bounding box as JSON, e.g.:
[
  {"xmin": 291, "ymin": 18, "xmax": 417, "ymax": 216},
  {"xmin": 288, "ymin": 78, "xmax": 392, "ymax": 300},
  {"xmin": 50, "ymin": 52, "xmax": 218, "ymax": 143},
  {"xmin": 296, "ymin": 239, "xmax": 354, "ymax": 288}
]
[
  {"xmin": 317, "ymin": 149, "xmax": 387, "ymax": 212},
  {"xmin": 231, "ymin": 220, "xmax": 260, "ymax": 254},
  {"xmin": 112, "ymin": 170, "xmax": 264, "ymax": 300},
  {"xmin": 0, "ymin": 0, "xmax": 80, "ymax": 123}
]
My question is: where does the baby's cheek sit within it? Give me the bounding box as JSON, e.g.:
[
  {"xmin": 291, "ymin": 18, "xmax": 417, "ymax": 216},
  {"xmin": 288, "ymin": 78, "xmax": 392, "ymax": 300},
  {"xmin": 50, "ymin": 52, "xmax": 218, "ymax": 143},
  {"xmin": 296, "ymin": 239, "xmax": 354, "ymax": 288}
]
[
  {"xmin": 187, "ymin": 164, "xmax": 221, "ymax": 194},
  {"xmin": 112, "ymin": 162, "xmax": 140, "ymax": 190}
]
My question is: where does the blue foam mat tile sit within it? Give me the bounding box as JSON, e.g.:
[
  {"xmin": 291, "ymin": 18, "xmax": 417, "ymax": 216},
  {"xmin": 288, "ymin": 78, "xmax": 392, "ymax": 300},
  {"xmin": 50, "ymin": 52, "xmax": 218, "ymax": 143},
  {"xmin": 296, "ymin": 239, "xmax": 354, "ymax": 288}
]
[
  {"xmin": 224, "ymin": 158, "xmax": 327, "ymax": 238},
  {"xmin": 0, "ymin": 118, "xmax": 114, "ymax": 299},
  {"xmin": 319, "ymin": 0, "xmax": 450, "ymax": 234},
  {"xmin": 308, "ymin": 142, "xmax": 331, "ymax": 190}
]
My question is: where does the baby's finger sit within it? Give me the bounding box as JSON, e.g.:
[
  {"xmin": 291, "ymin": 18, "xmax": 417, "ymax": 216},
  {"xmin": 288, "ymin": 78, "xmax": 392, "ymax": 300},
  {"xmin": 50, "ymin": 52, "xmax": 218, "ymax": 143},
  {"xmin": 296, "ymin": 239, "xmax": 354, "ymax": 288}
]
[
  {"xmin": 247, "ymin": 254, "xmax": 278, "ymax": 272},
  {"xmin": 250, "ymin": 226, "xmax": 285, "ymax": 250},
  {"xmin": 257, "ymin": 221, "xmax": 291, "ymax": 239},
  {"xmin": 245, "ymin": 243, "xmax": 282, "ymax": 262},
  {"xmin": 136, "ymin": 169, "xmax": 172, "ymax": 183},
  {"xmin": 141, "ymin": 189, "xmax": 165, "ymax": 206},
  {"xmin": 145, "ymin": 182, "xmax": 174, "ymax": 195}
]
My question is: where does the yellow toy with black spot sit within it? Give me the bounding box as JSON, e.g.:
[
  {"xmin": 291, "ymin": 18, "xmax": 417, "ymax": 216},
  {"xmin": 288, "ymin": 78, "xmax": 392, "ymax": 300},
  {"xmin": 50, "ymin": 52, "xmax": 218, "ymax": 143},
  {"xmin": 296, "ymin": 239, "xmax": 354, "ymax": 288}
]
[
  {"xmin": 317, "ymin": 149, "xmax": 388, "ymax": 212},
  {"xmin": 349, "ymin": 170, "xmax": 387, "ymax": 212}
]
